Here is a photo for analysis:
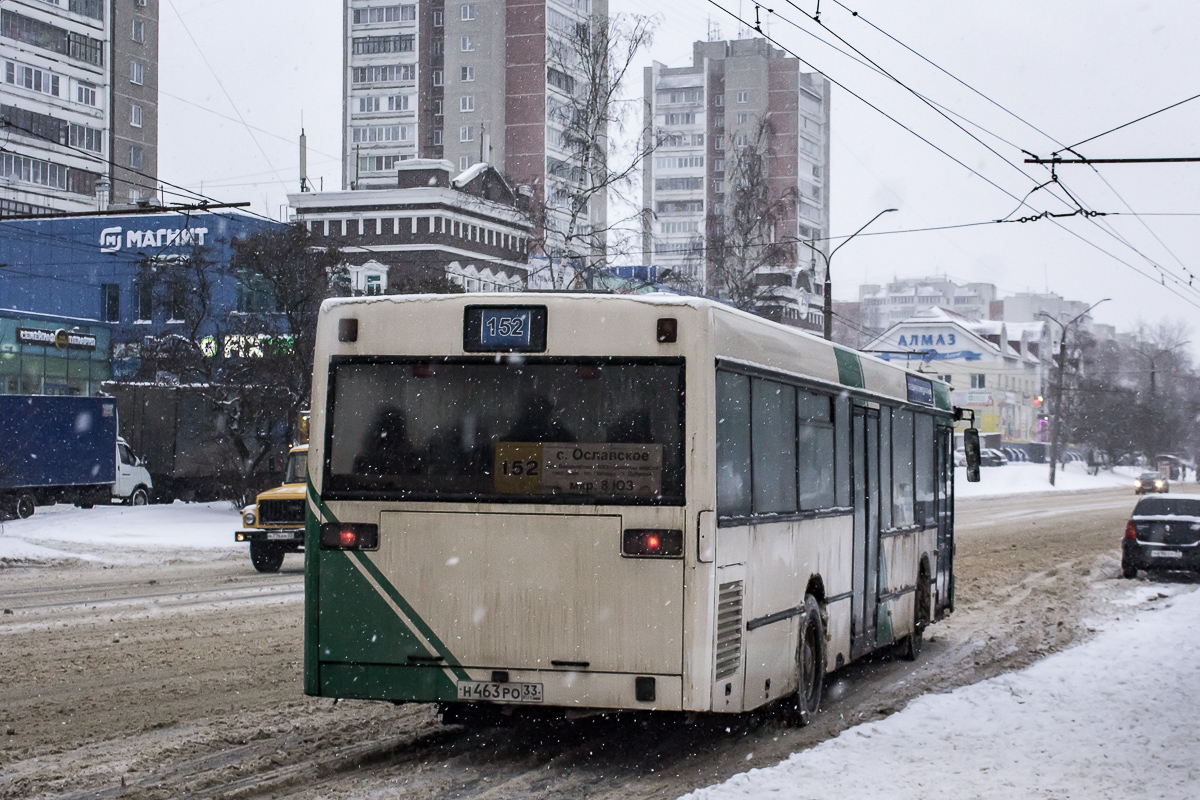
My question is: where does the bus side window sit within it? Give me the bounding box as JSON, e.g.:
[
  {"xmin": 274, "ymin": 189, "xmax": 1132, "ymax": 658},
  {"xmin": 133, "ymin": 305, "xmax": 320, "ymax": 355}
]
[
  {"xmin": 797, "ymin": 390, "xmax": 835, "ymax": 510},
  {"xmin": 751, "ymin": 378, "xmax": 797, "ymax": 514},
  {"xmin": 879, "ymin": 408, "xmax": 893, "ymax": 530},
  {"xmin": 893, "ymin": 410, "xmax": 915, "ymax": 527},
  {"xmin": 834, "ymin": 394, "xmax": 851, "ymax": 508},
  {"xmin": 914, "ymin": 414, "xmax": 935, "ymax": 527},
  {"xmin": 716, "ymin": 371, "xmax": 751, "ymax": 517}
]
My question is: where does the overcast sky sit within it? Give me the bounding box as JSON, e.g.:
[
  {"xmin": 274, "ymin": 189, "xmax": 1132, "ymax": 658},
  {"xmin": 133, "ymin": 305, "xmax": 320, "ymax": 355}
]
[{"xmin": 160, "ymin": 0, "xmax": 1200, "ymax": 345}]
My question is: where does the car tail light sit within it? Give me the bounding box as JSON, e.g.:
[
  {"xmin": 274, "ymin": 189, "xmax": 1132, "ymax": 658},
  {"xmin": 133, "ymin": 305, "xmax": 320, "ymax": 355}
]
[
  {"xmin": 320, "ymin": 522, "xmax": 379, "ymax": 550},
  {"xmin": 623, "ymin": 529, "xmax": 683, "ymax": 558},
  {"xmin": 1124, "ymin": 520, "xmax": 1138, "ymax": 540}
]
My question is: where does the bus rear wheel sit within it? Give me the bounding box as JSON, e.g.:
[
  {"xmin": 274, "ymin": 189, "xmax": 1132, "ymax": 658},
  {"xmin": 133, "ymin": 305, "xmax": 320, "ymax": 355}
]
[
  {"xmin": 250, "ymin": 542, "xmax": 285, "ymax": 573},
  {"xmin": 15, "ymin": 493, "xmax": 35, "ymax": 519},
  {"xmin": 903, "ymin": 565, "xmax": 931, "ymax": 661},
  {"xmin": 788, "ymin": 594, "xmax": 825, "ymax": 727}
]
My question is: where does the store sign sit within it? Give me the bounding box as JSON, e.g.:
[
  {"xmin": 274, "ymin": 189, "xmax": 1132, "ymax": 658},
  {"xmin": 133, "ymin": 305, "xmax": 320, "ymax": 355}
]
[
  {"xmin": 17, "ymin": 327, "xmax": 97, "ymax": 351},
  {"xmin": 898, "ymin": 332, "xmax": 956, "ymax": 348},
  {"xmin": 98, "ymin": 225, "xmax": 210, "ymax": 254},
  {"xmin": 198, "ymin": 333, "xmax": 294, "ymax": 359}
]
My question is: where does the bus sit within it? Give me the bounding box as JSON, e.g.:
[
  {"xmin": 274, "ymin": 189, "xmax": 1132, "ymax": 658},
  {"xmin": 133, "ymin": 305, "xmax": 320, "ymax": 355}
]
[{"xmin": 303, "ymin": 294, "xmax": 960, "ymax": 723}]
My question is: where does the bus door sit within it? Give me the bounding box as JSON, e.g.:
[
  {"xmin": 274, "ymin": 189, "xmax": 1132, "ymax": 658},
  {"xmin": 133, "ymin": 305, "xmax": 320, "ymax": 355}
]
[
  {"xmin": 851, "ymin": 407, "xmax": 881, "ymax": 659},
  {"xmin": 935, "ymin": 425, "xmax": 954, "ymax": 617}
]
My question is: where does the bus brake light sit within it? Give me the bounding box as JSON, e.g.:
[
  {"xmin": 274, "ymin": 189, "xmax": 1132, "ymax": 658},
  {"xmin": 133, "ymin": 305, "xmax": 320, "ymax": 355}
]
[
  {"xmin": 320, "ymin": 522, "xmax": 379, "ymax": 550},
  {"xmin": 623, "ymin": 529, "xmax": 683, "ymax": 558}
]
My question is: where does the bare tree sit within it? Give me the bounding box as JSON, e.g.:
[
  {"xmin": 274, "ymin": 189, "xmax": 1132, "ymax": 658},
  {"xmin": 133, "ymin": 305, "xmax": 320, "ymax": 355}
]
[
  {"xmin": 130, "ymin": 225, "xmax": 349, "ymax": 500},
  {"xmin": 701, "ymin": 118, "xmax": 798, "ymax": 313},
  {"xmin": 524, "ymin": 11, "xmax": 658, "ymax": 290}
]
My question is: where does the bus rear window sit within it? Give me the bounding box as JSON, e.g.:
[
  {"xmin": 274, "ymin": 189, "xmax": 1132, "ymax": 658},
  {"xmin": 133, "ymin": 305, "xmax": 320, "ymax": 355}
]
[{"xmin": 323, "ymin": 358, "xmax": 685, "ymax": 505}]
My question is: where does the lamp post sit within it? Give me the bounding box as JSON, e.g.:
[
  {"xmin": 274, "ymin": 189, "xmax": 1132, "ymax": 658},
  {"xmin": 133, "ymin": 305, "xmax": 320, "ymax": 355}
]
[
  {"xmin": 800, "ymin": 208, "xmax": 897, "ymax": 341},
  {"xmin": 1040, "ymin": 298, "xmax": 1110, "ymax": 486}
]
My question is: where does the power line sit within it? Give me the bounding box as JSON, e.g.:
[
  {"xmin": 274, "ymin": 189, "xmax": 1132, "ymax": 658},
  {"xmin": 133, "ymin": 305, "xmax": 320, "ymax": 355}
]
[
  {"xmin": 1059, "ymin": 91, "xmax": 1200, "ymax": 154},
  {"xmin": 164, "ymin": 0, "xmax": 290, "ymax": 193}
]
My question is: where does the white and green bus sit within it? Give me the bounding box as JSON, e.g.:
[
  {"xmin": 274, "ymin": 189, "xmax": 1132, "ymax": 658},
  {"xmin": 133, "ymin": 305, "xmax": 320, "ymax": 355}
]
[{"xmin": 304, "ymin": 294, "xmax": 959, "ymax": 723}]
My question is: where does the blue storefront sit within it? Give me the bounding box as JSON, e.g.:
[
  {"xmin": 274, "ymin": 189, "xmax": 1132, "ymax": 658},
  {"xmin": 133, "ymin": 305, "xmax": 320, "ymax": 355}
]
[{"xmin": 0, "ymin": 211, "xmax": 282, "ymax": 391}]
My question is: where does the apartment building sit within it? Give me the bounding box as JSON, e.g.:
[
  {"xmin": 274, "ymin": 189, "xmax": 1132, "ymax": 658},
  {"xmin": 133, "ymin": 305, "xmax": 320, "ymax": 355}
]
[
  {"xmin": 0, "ymin": 0, "xmax": 158, "ymax": 216},
  {"xmin": 642, "ymin": 37, "xmax": 831, "ymax": 331},
  {"xmin": 342, "ymin": 0, "xmax": 604, "ymax": 254}
]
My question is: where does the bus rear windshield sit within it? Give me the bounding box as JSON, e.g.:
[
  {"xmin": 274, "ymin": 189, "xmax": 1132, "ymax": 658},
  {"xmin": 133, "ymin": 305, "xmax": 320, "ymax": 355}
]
[{"xmin": 323, "ymin": 358, "xmax": 685, "ymax": 505}]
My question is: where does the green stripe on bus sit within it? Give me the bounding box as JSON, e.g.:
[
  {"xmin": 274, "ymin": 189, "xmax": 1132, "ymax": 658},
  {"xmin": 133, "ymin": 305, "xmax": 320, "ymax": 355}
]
[
  {"xmin": 834, "ymin": 347, "xmax": 865, "ymax": 388},
  {"xmin": 345, "ymin": 549, "xmax": 472, "ymax": 682}
]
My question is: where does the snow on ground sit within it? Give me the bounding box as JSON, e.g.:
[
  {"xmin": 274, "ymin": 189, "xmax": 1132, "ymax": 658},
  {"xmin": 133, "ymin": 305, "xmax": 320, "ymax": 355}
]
[
  {"xmin": 955, "ymin": 461, "xmax": 1144, "ymax": 498},
  {"xmin": 680, "ymin": 585, "xmax": 1200, "ymax": 800},
  {"xmin": 0, "ymin": 501, "xmax": 245, "ymax": 566}
]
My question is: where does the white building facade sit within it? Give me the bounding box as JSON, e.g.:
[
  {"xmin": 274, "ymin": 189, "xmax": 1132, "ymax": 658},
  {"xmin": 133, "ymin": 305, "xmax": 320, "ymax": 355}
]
[{"xmin": 1, "ymin": 0, "xmax": 111, "ymax": 214}]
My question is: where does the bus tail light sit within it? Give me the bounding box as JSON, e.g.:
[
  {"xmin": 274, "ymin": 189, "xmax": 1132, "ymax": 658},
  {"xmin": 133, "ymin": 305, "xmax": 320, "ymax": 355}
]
[
  {"xmin": 1124, "ymin": 520, "xmax": 1138, "ymax": 540},
  {"xmin": 320, "ymin": 522, "xmax": 379, "ymax": 550},
  {"xmin": 623, "ymin": 529, "xmax": 683, "ymax": 558}
]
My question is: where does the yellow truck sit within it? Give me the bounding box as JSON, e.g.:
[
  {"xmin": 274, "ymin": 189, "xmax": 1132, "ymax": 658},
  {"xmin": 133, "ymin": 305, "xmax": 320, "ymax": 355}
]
[{"xmin": 235, "ymin": 417, "xmax": 309, "ymax": 573}]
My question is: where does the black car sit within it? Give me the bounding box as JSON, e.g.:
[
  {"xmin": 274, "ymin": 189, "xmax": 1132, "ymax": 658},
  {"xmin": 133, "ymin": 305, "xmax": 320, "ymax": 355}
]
[
  {"xmin": 1134, "ymin": 471, "xmax": 1169, "ymax": 495},
  {"xmin": 1122, "ymin": 495, "xmax": 1200, "ymax": 578}
]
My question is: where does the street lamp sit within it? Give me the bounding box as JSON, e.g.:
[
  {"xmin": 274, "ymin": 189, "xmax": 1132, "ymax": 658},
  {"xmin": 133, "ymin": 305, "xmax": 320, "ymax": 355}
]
[
  {"xmin": 1040, "ymin": 298, "xmax": 1110, "ymax": 486},
  {"xmin": 800, "ymin": 208, "xmax": 898, "ymax": 340}
]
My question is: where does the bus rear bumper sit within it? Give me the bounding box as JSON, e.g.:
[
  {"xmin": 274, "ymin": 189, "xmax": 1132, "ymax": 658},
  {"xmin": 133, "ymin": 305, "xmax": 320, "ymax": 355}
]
[{"xmin": 315, "ymin": 663, "xmax": 684, "ymax": 712}]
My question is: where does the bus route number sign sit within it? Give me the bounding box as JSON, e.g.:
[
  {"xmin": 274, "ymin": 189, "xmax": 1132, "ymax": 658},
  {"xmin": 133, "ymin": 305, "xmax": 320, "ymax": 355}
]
[{"xmin": 464, "ymin": 305, "xmax": 548, "ymax": 352}]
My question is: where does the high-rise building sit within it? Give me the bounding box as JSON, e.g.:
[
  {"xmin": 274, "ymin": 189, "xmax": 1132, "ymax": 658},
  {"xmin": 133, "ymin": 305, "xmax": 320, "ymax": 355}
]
[
  {"xmin": 0, "ymin": 0, "xmax": 159, "ymax": 216},
  {"xmin": 342, "ymin": 0, "xmax": 606, "ymax": 255},
  {"xmin": 642, "ymin": 38, "xmax": 831, "ymax": 331}
]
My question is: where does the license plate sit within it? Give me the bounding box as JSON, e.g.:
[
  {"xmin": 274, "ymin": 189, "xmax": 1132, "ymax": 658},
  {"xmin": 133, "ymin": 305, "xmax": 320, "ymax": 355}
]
[
  {"xmin": 1151, "ymin": 550, "xmax": 1183, "ymax": 559},
  {"xmin": 457, "ymin": 680, "xmax": 543, "ymax": 703},
  {"xmin": 267, "ymin": 531, "xmax": 298, "ymax": 541}
]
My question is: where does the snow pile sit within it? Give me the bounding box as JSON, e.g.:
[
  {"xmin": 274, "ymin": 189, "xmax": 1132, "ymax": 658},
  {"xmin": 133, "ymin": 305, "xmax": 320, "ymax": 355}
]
[
  {"xmin": 955, "ymin": 460, "xmax": 1140, "ymax": 498},
  {"xmin": 680, "ymin": 587, "xmax": 1200, "ymax": 800},
  {"xmin": 0, "ymin": 502, "xmax": 244, "ymax": 566}
]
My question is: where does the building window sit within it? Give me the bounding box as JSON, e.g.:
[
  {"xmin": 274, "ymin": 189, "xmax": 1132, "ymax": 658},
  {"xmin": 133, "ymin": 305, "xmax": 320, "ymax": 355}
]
[
  {"xmin": 401, "ymin": 4, "xmax": 416, "ymax": 20},
  {"xmin": 971, "ymin": 374, "xmax": 986, "ymax": 389},
  {"xmin": 130, "ymin": 103, "xmax": 143, "ymax": 127},
  {"xmin": 459, "ymin": 155, "xmax": 471, "ymax": 171},
  {"xmin": 136, "ymin": 279, "xmax": 153, "ymax": 322},
  {"xmin": 460, "ymin": 35, "xmax": 475, "ymax": 51},
  {"xmin": 359, "ymin": 96, "xmax": 380, "ymax": 112},
  {"xmin": 736, "ymin": 112, "xmax": 748, "ymax": 124},
  {"xmin": 132, "ymin": 19, "xmax": 145, "ymax": 43},
  {"xmin": 714, "ymin": 93, "xmax": 724, "ymax": 107},
  {"xmin": 433, "ymin": 129, "xmax": 443, "ymax": 145},
  {"xmin": 433, "ymin": 10, "xmax": 443, "ymax": 26},
  {"xmin": 432, "ymin": 69, "xmax": 443, "ymax": 86},
  {"xmin": 461, "ymin": 3, "xmax": 476, "ymax": 21},
  {"xmin": 388, "ymin": 94, "xmax": 410, "ymax": 111},
  {"xmin": 433, "ymin": 99, "xmax": 443, "ymax": 116},
  {"xmin": 130, "ymin": 59, "xmax": 144, "ymax": 85},
  {"xmin": 101, "ymin": 284, "xmax": 120, "ymax": 323},
  {"xmin": 461, "ymin": 65, "xmax": 474, "ymax": 82},
  {"xmin": 129, "ymin": 145, "xmax": 143, "ymax": 169},
  {"xmin": 433, "ymin": 38, "xmax": 443, "ymax": 55},
  {"xmin": 460, "ymin": 95, "xmax": 474, "ymax": 112},
  {"xmin": 69, "ymin": 122, "xmax": 103, "ymax": 153},
  {"xmin": 352, "ymin": 64, "xmax": 416, "ymax": 84},
  {"xmin": 736, "ymin": 90, "xmax": 749, "ymax": 103},
  {"xmin": 459, "ymin": 125, "xmax": 474, "ymax": 142},
  {"xmin": 6, "ymin": 61, "xmax": 60, "ymax": 97}
]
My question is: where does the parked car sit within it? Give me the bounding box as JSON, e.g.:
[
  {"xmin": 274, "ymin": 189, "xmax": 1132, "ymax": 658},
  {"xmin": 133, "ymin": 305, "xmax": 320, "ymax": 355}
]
[
  {"xmin": 954, "ymin": 449, "xmax": 967, "ymax": 467},
  {"xmin": 980, "ymin": 448, "xmax": 1009, "ymax": 467},
  {"xmin": 1122, "ymin": 494, "xmax": 1200, "ymax": 578},
  {"xmin": 1134, "ymin": 471, "xmax": 1169, "ymax": 495}
]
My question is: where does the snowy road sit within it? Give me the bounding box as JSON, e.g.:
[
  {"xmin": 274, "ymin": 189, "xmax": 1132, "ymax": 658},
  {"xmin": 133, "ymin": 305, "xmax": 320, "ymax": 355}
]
[{"xmin": 0, "ymin": 487, "xmax": 1189, "ymax": 799}]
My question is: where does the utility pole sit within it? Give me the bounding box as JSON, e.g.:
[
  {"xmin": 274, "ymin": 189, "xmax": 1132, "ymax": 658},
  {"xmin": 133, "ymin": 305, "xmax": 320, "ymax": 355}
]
[
  {"xmin": 1041, "ymin": 298, "xmax": 1109, "ymax": 486},
  {"xmin": 799, "ymin": 208, "xmax": 897, "ymax": 341}
]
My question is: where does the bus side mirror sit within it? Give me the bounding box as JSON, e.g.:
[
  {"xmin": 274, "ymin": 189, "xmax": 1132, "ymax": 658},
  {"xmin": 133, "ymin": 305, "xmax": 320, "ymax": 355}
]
[{"xmin": 963, "ymin": 428, "xmax": 981, "ymax": 483}]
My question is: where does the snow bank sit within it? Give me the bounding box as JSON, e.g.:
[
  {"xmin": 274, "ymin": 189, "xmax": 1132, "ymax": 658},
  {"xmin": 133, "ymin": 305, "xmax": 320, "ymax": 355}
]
[
  {"xmin": 955, "ymin": 461, "xmax": 1140, "ymax": 498},
  {"xmin": 0, "ymin": 502, "xmax": 244, "ymax": 566},
  {"xmin": 680, "ymin": 586, "xmax": 1200, "ymax": 800}
]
